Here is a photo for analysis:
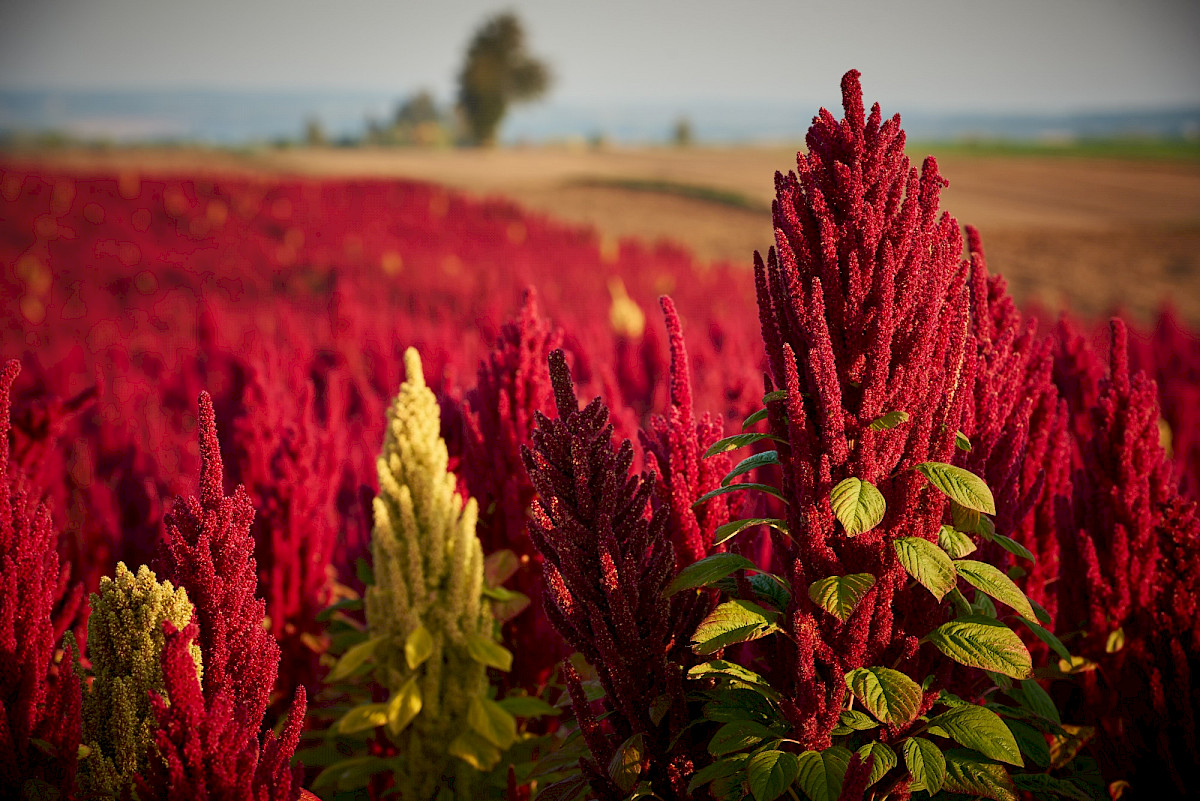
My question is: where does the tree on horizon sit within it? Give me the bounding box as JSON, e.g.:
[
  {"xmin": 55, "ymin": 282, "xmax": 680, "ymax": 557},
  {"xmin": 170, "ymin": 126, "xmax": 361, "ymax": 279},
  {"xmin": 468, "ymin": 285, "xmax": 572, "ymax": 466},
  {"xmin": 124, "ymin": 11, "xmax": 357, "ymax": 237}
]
[{"xmin": 457, "ymin": 12, "xmax": 551, "ymax": 147}]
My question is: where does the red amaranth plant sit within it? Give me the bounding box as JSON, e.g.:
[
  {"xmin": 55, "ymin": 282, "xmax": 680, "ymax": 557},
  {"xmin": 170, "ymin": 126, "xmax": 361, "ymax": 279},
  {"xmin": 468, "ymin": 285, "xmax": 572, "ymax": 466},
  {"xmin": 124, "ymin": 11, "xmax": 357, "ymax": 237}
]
[
  {"xmin": 524, "ymin": 350, "xmax": 707, "ymax": 800},
  {"xmin": 138, "ymin": 391, "xmax": 305, "ymax": 800},
  {"xmin": 0, "ymin": 359, "xmax": 83, "ymax": 796},
  {"xmin": 639, "ymin": 295, "xmax": 734, "ymax": 569},
  {"xmin": 752, "ymin": 69, "xmax": 975, "ymax": 745}
]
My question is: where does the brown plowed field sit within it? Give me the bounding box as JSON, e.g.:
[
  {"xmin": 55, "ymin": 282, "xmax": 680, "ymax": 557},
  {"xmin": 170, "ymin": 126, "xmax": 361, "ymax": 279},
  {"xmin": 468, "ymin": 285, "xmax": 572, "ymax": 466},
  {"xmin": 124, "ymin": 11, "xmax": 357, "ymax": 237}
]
[{"xmin": 9, "ymin": 145, "xmax": 1200, "ymax": 325}]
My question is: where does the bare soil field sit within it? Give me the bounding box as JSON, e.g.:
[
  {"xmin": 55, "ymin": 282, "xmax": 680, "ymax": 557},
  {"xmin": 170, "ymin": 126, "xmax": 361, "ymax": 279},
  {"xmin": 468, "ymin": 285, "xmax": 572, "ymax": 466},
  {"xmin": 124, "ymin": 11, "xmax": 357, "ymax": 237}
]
[{"xmin": 9, "ymin": 145, "xmax": 1200, "ymax": 325}]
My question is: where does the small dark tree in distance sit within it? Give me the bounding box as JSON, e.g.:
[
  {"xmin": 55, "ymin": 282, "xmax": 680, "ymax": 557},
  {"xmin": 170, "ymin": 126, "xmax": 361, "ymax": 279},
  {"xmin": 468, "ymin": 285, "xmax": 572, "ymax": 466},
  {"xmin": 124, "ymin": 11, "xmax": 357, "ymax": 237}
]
[{"xmin": 457, "ymin": 12, "xmax": 551, "ymax": 146}]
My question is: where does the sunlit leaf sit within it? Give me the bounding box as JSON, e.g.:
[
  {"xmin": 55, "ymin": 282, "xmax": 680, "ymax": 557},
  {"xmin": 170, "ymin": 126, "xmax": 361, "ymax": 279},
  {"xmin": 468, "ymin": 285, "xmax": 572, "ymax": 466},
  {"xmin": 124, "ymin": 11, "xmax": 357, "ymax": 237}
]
[
  {"xmin": 844, "ymin": 666, "xmax": 923, "ymax": 725},
  {"xmin": 926, "ymin": 616, "xmax": 1033, "ymax": 679},
  {"xmin": 829, "ymin": 477, "xmax": 886, "ymax": 536},
  {"xmin": 915, "ymin": 462, "xmax": 996, "ymax": 514},
  {"xmin": 808, "ymin": 573, "xmax": 876, "ymax": 623},
  {"xmin": 893, "ymin": 537, "xmax": 957, "ymax": 601}
]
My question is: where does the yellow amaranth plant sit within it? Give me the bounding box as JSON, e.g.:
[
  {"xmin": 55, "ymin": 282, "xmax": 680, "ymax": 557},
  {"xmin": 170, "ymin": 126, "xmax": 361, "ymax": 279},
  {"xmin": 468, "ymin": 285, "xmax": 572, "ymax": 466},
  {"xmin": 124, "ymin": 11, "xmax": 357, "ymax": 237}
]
[
  {"xmin": 344, "ymin": 347, "xmax": 514, "ymax": 799},
  {"xmin": 80, "ymin": 562, "xmax": 200, "ymax": 796}
]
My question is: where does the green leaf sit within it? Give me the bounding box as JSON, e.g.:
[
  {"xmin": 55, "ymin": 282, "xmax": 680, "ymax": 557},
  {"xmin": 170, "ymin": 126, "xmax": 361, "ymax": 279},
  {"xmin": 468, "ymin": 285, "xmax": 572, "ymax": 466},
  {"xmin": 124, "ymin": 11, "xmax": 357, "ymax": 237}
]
[
  {"xmin": 405, "ymin": 625, "xmax": 434, "ymax": 670},
  {"xmin": 688, "ymin": 754, "xmax": 750, "ymax": 793},
  {"xmin": 808, "ymin": 573, "xmax": 876, "ymax": 623},
  {"xmin": 692, "ymin": 599, "xmax": 780, "ymax": 655},
  {"xmin": 448, "ymin": 729, "xmax": 502, "ymax": 771},
  {"xmin": 495, "ymin": 695, "xmax": 561, "ymax": 718},
  {"xmin": 1006, "ymin": 719, "xmax": 1051, "ymax": 767},
  {"xmin": 688, "ymin": 660, "xmax": 781, "ymax": 699},
  {"xmin": 722, "ymin": 450, "xmax": 781, "ymax": 486},
  {"xmin": 464, "ymin": 634, "xmax": 513, "ymax": 671},
  {"xmin": 838, "ymin": 709, "xmax": 878, "ymax": 731},
  {"xmin": 335, "ymin": 701, "xmax": 389, "ymax": 734},
  {"xmin": 941, "ymin": 749, "xmax": 1017, "ymax": 801},
  {"xmin": 844, "ymin": 666, "xmax": 924, "ymax": 725},
  {"xmin": 955, "ymin": 431, "xmax": 973, "ymax": 451},
  {"xmin": 1029, "ymin": 598, "xmax": 1052, "ymax": 625},
  {"xmin": 665, "ymin": 552, "xmax": 757, "ymax": 596},
  {"xmin": 693, "ymin": 482, "xmax": 788, "ymax": 509},
  {"xmin": 746, "ymin": 750, "xmax": 800, "ymax": 801},
  {"xmin": 713, "ymin": 517, "xmax": 788, "ymax": 547},
  {"xmin": 1017, "ymin": 616, "xmax": 1072, "ymax": 663},
  {"xmin": 327, "ymin": 634, "xmax": 386, "ymax": 682},
  {"xmin": 312, "ymin": 756, "xmax": 390, "ymax": 792},
  {"xmin": 795, "ymin": 747, "xmax": 851, "ymax": 801},
  {"xmin": 1014, "ymin": 679, "xmax": 1061, "ymax": 725},
  {"xmin": 856, "ymin": 741, "xmax": 897, "ymax": 788},
  {"xmin": 1011, "ymin": 773, "xmax": 1094, "ymax": 801},
  {"xmin": 926, "ymin": 616, "xmax": 1033, "ymax": 679},
  {"xmin": 1106, "ymin": 627, "xmax": 1126, "ymax": 653},
  {"xmin": 702, "ymin": 688, "xmax": 783, "ymax": 726},
  {"xmin": 709, "ymin": 719, "xmax": 777, "ymax": 756},
  {"xmin": 903, "ymin": 737, "xmax": 946, "ymax": 794},
  {"xmin": 829, "ymin": 478, "xmax": 886, "ymax": 536},
  {"xmin": 385, "ymin": 675, "xmax": 422, "ymax": 737},
  {"xmin": 951, "ymin": 501, "xmax": 984, "ymax": 535},
  {"xmin": 534, "ymin": 775, "xmax": 588, "ymax": 801},
  {"xmin": 608, "ymin": 733, "xmax": 644, "ymax": 792},
  {"xmin": 893, "ymin": 537, "xmax": 957, "ymax": 601},
  {"xmin": 915, "ymin": 462, "xmax": 996, "ymax": 514},
  {"xmin": 484, "ymin": 548, "xmax": 520, "ymax": 585},
  {"xmin": 742, "ymin": 407, "xmax": 770, "ymax": 431},
  {"xmin": 925, "ymin": 705, "xmax": 1023, "ymax": 766},
  {"xmin": 316, "ymin": 597, "xmax": 363, "ymax": 622},
  {"xmin": 954, "ymin": 560, "xmax": 1036, "ymax": 621},
  {"xmin": 749, "ymin": 572, "xmax": 792, "ymax": 611},
  {"xmin": 705, "ymin": 432, "xmax": 785, "ymax": 457},
  {"xmin": 938, "ymin": 525, "xmax": 977, "ymax": 558},
  {"xmin": 468, "ymin": 696, "xmax": 517, "ymax": 749},
  {"xmin": 992, "ymin": 532, "xmax": 1036, "ymax": 563},
  {"xmin": 762, "ymin": 389, "xmax": 787, "ymax": 404},
  {"xmin": 869, "ymin": 410, "xmax": 910, "ymax": 431}
]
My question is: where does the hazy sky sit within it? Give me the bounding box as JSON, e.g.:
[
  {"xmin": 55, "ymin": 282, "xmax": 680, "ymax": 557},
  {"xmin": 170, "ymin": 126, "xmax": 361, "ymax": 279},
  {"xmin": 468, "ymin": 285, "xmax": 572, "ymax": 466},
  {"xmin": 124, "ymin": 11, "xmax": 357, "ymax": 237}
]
[{"xmin": 1, "ymin": 0, "xmax": 1198, "ymax": 112}]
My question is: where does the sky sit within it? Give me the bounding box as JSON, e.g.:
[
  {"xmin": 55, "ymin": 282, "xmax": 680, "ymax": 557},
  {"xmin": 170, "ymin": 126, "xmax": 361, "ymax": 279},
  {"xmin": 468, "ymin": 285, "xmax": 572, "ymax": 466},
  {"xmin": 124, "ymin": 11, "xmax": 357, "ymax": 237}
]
[{"xmin": 0, "ymin": 0, "xmax": 1198, "ymax": 113}]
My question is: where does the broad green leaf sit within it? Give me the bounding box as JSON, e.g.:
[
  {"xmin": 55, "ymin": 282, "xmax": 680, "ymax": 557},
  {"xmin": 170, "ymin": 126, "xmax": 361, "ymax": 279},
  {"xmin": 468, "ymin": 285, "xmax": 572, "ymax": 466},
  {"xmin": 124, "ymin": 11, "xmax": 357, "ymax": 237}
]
[
  {"xmin": 795, "ymin": 747, "xmax": 851, "ymax": 801},
  {"xmin": 808, "ymin": 573, "xmax": 876, "ymax": 623},
  {"xmin": 1017, "ymin": 616, "xmax": 1072, "ymax": 663},
  {"xmin": 448, "ymin": 729, "xmax": 502, "ymax": 771},
  {"xmin": 762, "ymin": 389, "xmax": 787, "ymax": 404},
  {"xmin": 608, "ymin": 733, "xmax": 644, "ymax": 792},
  {"xmin": 1106, "ymin": 627, "xmax": 1126, "ymax": 653},
  {"xmin": 688, "ymin": 754, "xmax": 749, "ymax": 793},
  {"xmin": 405, "ymin": 625, "xmax": 434, "ymax": 669},
  {"xmin": 839, "ymin": 709, "xmax": 878, "ymax": 731},
  {"xmin": 893, "ymin": 537, "xmax": 957, "ymax": 601},
  {"xmin": 939, "ymin": 525, "xmax": 977, "ymax": 558},
  {"xmin": 829, "ymin": 478, "xmax": 886, "ymax": 536},
  {"xmin": 713, "ymin": 517, "xmax": 788, "ymax": 547},
  {"xmin": 535, "ymin": 775, "xmax": 588, "ymax": 801},
  {"xmin": 1006, "ymin": 719, "xmax": 1050, "ymax": 767},
  {"xmin": 722, "ymin": 450, "xmax": 781, "ymax": 486},
  {"xmin": 955, "ymin": 431, "xmax": 973, "ymax": 451},
  {"xmin": 742, "ymin": 407, "xmax": 770, "ymax": 431},
  {"xmin": 692, "ymin": 600, "xmax": 780, "ymax": 655},
  {"xmin": 955, "ymin": 560, "xmax": 1036, "ymax": 621},
  {"xmin": 496, "ymin": 695, "xmax": 561, "ymax": 718},
  {"xmin": 746, "ymin": 750, "xmax": 800, "ymax": 801},
  {"xmin": 915, "ymin": 462, "xmax": 996, "ymax": 514},
  {"xmin": 709, "ymin": 719, "xmax": 776, "ymax": 756},
  {"xmin": 705, "ymin": 432, "xmax": 785, "ymax": 457},
  {"xmin": 941, "ymin": 749, "xmax": 1017, "ymax": 801},
  {"xmin": 856, "ymin": 741, "xmax": 897, "ymax": 788},
  {"xmin": 316, "ymin": 597, "xmax": 363, "ymax": 622},
  {"xmin": 386, "ymin": 675, "xmax": 422, "ymax": 736},
  {"xmin": 951, "ymin": 501, "xmax": 984, "ymax": 535},
  {"xmin": 749, "ymin": 572, "xmax": 792, "ymax": 611},
  {"xmin": 327, "ymin": 635, "xmax": 386, "ymax": 682},
  {"xmin": 688, "ymin": 660, "xmax": 781, "ymax": 699},
  {"xmin": 468, "ymin": 696, "xmax": 517, "ymax": 749},
  {"xmin": 903, "ymin": 737, "xmax": 946, "ymax": 794},
  {"xmin": 464, "ymin": 634, "xmax": 513, "ymax": 671},
  {"xmin": 665, "ymin": 552, "xmax": 757, "ymax": 596},
  {"xmin": 483, "ymin": 548, "xmax": 519, "ymax": 585},
  {"xmin": 1030, "ymin": 598, "xmax": 1053, "ymax": 625},
  {"xmin": 926, "ymin": 616, "xmax": 1033, "ymax": 678},
  {"xmin": 693, "ymin": 482, "xmax": 788, "ymax": 509},
  {"xmin": 335, "ymin": 702, "xmax": 389, "ymax": 734},
  {"xmin": 992, "ymin": 532, "xmax": 1035, "ymax": 563},
  {"xmin": 972, "ymin": 591, "xmax": 998, "ymax": 619},
  {"xmin": 702, "ymin": 688, "xmax": 783, "ymax": 726},
  {"xmin": 1012, "ymin": 773, "xmax": 1093, "ymax": 801},
  {"xmin": 869, "ymin": 410, "xmax": 910, "ymax": 431},
  {"xmin": 1014, "ymin": 679, "xmax": 1060, "ymax": 725},
  {"xmin": 926, "ymin": 706, "xmax": 1023, "ymax": 766},
  {"xmin": 312, "ymin": 756, "xmax": 390, "ymax": 792},
  {"xmin": 844, "ymin": 666, "xmax": 924, "ymax": 725}
]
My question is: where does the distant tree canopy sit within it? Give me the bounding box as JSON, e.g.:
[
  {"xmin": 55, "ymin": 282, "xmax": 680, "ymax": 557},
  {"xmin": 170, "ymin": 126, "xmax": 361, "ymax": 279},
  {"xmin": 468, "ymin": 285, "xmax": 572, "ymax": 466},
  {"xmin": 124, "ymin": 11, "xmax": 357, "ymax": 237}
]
[{"xmin": 457, "ymin": 12, "xmax": 551, "ymax": 146}]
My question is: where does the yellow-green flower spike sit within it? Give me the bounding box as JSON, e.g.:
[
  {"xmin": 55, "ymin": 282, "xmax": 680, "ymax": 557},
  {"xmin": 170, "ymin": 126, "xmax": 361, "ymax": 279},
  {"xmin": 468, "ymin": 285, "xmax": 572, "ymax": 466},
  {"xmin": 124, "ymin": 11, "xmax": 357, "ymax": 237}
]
[{"xmin": 80, "ymin": 562, "xmax": 199, "ymax": 796}]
